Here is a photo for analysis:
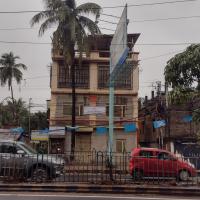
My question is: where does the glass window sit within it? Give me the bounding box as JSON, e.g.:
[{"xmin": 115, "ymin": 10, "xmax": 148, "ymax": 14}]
[
  {"xmin": 116, "ymin": 139, "xmax": 126, "ymax": 153},
  {"xmin": 98, "ymin": 65, "xmax": 133, "ymax": 90},
  {"xmin": 157, "ymin": 152, "xmax": 170, "ymax": 160},
  {"xmin": 0, "ymin": 143, "xmax": 17, "ymax": 154},
  {"xmin": 19, "ymin": 143, "xmax": 37, "ymax": 154},
  {"xmin": 98, "ymin": 65, "xmax": 109, "ymax": 89},
  {"xmin": 58, "ymin": 64, "xmax": 89, "ymax": 88},
  {"xmin": 139, "ymin": 150, "xmax": 153, "ymax": 158},
  {"xmin": 63, "ymin": 104, "xmax": 83, "ymax": 116},
  {"xmin": 106, "ymin": 105, "xmax": 126, "ymax": 118}
]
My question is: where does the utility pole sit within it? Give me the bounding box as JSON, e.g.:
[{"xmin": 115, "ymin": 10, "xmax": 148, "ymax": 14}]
[
  {"xmin": 71, "ymin": 17, "xmax": 76, "ymax": 156},
  {"xmin": 28, "ymin": 98, "xmax": 32, "ymax": 141}
]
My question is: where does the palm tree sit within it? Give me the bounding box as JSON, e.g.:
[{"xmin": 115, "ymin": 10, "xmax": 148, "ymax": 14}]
[
  {"xmin": 0, "ymin": 52, "xmax": 27, "ymax": 103},
  {"xmin": 31, "ymin": 0, "xmax": 101, "ymax": 152}
]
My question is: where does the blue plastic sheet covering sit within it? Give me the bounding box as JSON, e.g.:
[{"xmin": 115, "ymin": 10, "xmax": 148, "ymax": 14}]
[
  {"xmin": 182, "ymin": 115, "xmax": 193, "ymax": 122},
  {"xmin": 124, "ymin": 123, "xmax": 137, "ymax": 133},
  {"xmin": 10, "ymin": 127, "xmax": 24, "ymax": 134},
  {"xmin": 96, "ymin": 127, "xmax": 107, "ymax": 134},
  {"xmin": 153, "ymin": 120, "xmax": 166, "ymax": 129}
]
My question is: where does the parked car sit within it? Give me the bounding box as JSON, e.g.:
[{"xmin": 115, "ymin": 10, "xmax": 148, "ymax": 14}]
[
  {"xmin": 0, "ymin": 140, "xmax": 65, "ymax": 182},
  {"xmin": 129, "ymin": 147, "xmax": 197, "ymax": 181}
]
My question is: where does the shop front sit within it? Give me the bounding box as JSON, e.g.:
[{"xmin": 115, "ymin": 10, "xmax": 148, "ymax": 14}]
[
  {"xmin": 31, "ymin": 130, "xmax": 49, "ymax": 153},
  {"xmin": 49, "ymin": 127, "xmax": 66, "ymax": 154}
]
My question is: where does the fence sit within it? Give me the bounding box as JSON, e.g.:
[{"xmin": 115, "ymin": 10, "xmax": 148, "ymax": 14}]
[{"xmin": 0, "ymin": 151, "xmax": 199, "ymax": 185}]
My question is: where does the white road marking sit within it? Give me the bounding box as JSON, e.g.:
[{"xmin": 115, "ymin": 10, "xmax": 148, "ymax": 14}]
[{"xmin": 0, "ymin": 193, "xmax": 197, "ymax": 200}]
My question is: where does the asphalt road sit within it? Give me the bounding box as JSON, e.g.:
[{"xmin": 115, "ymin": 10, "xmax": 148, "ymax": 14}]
[{"xmin": 0, "ymin": 193, "xmax": 199, "ymax": 200}]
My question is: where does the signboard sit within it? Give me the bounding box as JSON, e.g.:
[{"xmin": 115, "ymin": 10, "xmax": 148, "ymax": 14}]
[
  {"xmin": 110, "ymin": 5, "xmax": 129, "ymax": 75},
  {"xmin": 31, "ymin": 130, "xmax": 49, "ymax": 141},
  {"xmin": 49, "ymin": 126, "xmax": 65, "ymax": 136},
  {"xmin": 83, "ymin": 106, "xmax": 106, "ymax": 115}
]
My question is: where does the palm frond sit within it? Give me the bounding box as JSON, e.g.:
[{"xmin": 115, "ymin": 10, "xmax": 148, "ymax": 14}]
[
  {"xmin": 38, "ymin": 16, "xmax": 58, "ymax": 36},
  {"xmin": 12, "ymin": 69, "xmax": 23, "ymax": 84},
  {"xmin": 14, "ymin": 63, "xmax": 27, "ymax": 70},
  {"xmin": 79, "ymin": 16, "xmax": 101, "ymax": 35},
  {"xmin": 30, "ymin": 10, "xmax": 55, "ymax": 27},
  {"xmin": 76, "ymin": 3, "xmax": 102, "ymax": 21},
  {"xmin": 43, "ymin": 0, "xmax": 63, "ymax": 10}
]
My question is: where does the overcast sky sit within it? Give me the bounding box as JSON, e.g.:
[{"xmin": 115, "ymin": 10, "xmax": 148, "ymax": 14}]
[{"xmin": 0, "ymin": 0, "xmax": 200, "ymax": 111}]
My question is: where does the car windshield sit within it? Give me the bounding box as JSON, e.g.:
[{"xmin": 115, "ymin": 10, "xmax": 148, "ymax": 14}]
[{"xmin": 20, "ymin": 143, "xmax": 37, "ymax": 154}]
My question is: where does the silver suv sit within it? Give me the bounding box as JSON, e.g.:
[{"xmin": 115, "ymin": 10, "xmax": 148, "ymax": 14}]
[{"xmin": 0, "ymin": 140, "xmax": 65, "ymax": 182}]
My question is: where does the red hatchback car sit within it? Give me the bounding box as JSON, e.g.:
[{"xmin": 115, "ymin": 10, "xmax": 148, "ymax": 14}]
[{"xmin": 129, "ymin": 148, "xmax": 197, "ymax": 181}]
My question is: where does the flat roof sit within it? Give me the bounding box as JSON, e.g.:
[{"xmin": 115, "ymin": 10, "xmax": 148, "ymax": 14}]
[{"xmin": 88, "ymin": 33, "xmax": 140, "ymax": 51}]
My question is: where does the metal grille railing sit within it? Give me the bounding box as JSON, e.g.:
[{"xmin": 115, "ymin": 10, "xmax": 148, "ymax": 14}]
[{"xmin": 0, "ymin": 151, "xmax": 199, "ymax": 185}]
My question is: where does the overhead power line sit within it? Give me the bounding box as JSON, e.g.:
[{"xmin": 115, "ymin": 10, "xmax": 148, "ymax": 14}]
[
  {"xmin": 101, "ymin": 0, "xmax": 199, "ymax": 9},
  {"xmin": 132, "ymin": 15, "xmax": 200, "ymax": 23},
  {"xmin": 141, "ymin": 50, "xmax": 184, "ymax": 61},
  {"xmin": 0, "ymin": 40, "xmax": 197, "ymax": 46},
  {"xmin": 0, "ymin": 0, "xmax": 198, "ymax": 14},
  {"xmin": 98, "ymin": 15, "xmax": 200, "ymax": 24},
  {"xmin": 0, "ymin": 40, "xmax": 51, "ymax": 45}
]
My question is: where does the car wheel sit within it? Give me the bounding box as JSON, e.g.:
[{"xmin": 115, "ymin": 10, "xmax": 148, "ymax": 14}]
[
  {"xmin": 132, "ymin": 169, "xmax": 143, "ymax": 180},
  {"xmin": 178, "ymin": 170, "xmax": 190, "ymax": 181},
  {"xmin": 32, "ymin": 167, "xmax": 49, "ymax": 183}
]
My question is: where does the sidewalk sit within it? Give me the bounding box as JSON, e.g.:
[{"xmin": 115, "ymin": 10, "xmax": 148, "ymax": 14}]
[{"xmin": 0, "ymin": 183, "xmax": 199, "ymax": 196}]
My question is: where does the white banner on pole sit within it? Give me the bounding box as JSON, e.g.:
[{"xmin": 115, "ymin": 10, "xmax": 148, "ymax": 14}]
[
  {"xmin": 83, "ymin": 106, "xmax": 106, "ymax": 115},
  {"xmin": 110, "ymin": 5, "xmax": 128, "ymax": 75}
]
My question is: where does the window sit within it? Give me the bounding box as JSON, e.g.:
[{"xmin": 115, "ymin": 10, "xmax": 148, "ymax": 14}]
[
  {"xmin": 116, "ymin": 139, "xmax": 126, "ymax": 153},
  {"xmin": 115, "ymin": 67, "xmax": 133, "ymax": 89},
  {"xmin": 0, "ymin": 143, "xmax": 17, "ymax": 154},
  {"xmin": 106, "ymin": 105, "xmax": 126, "ymax": 117},
  {"xmin": 99, "ymin": 51, "xmax": 110, "ymax": 58},
  {"xmin": 63, "ymin": 104, "xmax": 84, "ymax": 116},
  {"xmin": 58, "ymin": 65, "xmax": 68, "ymax": 88},
  {"xmin": 98, "ymin": 65, "xmax": 109, "ymax": 89},
  {"xmin": 63, "ymin": 105, "xmax": 72, "ymax": 116},
  {"xmin": 139, "ymin": 150, "xmax": 153, "ymax": 158},
  {"xmin": 97, "ymin": 65, "xmax": 133, "ymax": 89},
  {"xmin": 157, "ymin": 152, "xmax": 170, "ymax": 160},
  {"xmin": 58, "ymin": 64, "xmax": 89, "ymax": 88},
  {"xmin": 75, "ymin": 66, "xmax": 89, "ymax": 88}
]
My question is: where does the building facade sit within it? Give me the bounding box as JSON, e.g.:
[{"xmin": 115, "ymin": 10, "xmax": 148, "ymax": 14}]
[
  {"xmin": 49, "ymin": 34, "xmax": 140, "ymax": 153},
  {"xmin": 138, "ymin": 91, "xmax": 200, "ymax": 152}
]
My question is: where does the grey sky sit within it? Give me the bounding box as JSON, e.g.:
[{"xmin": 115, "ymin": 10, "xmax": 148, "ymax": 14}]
[{"xmin": 0, "ymin": 0, "xmax": 200, "ymax": 111}]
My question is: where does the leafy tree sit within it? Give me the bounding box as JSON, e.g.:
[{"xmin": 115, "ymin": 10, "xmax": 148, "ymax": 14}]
[
  {"xmin": 0, "ymin": 99, "xmax": 48, "ymax": 131},
  {"xmin": 31, "ymin": 112, "xmax": 49, "ymax": 131},
  {"xmin": 0, "ymin": 98, "xmax": 28, "ymax": 127},
  {"xmin": 0, "ymin": 52, "xmax": 27, "ymax": 103},
  {"xmin": 31, "ymin": 0, "xmax": 101, "ymax": 151},
  {"xmin": 165, "ymin": 44, "xmax": 200, "ymax": 89},
  {"xmin": 167, "ymin": 86, "xmax": 200, "ymax": 105},
  {"xmin": 165, "ymin": 45, "xmax": 200, "ymax": 123}
]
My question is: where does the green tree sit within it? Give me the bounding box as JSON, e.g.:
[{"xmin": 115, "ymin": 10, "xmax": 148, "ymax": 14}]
[
  {"xmin": 165, "ymin": 44, "xmax": 200, "ymax": 89},
  {"xmin": 31, "ymin": 0, "xmax": 101, "ymax": 152},
  {"xmin": 167, "ymin": 86, "xmax": 199, "ymax": 105},
  {"xmin": 0, "ymin": 52, "xmax": 27, "ymax": 103},
  {"xmin": 0, "ymin": 98, "xmax": 28, "ymax": 127}
]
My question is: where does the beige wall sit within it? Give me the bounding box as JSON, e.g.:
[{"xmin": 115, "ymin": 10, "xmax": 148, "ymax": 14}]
[
  {"xmin": 91, "ymin": 130, "xmax": 137, "ymax": 152},
  {"xmin": 50, "ymin": 47, "xmax": 139, "ymax": 149}
]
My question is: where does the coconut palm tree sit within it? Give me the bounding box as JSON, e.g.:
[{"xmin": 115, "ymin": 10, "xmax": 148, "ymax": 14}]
[
  {"xmin": 0, "ymin": 52, "xmax": 27, "ymax": 103},
  {"xmin": 31, "ymin": 0, "xmax": 101, "ymax": 152}
]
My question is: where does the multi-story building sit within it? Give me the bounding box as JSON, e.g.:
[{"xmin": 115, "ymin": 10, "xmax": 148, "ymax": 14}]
[{"xmin": 49, "ymin": 34, "xmax": 140, "ymax": 153}]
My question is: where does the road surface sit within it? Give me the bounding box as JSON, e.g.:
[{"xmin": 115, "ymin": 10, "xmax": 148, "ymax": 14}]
[{"xmin": 0, "ymin": 193, "xmax": 199, "ymax": 200}]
